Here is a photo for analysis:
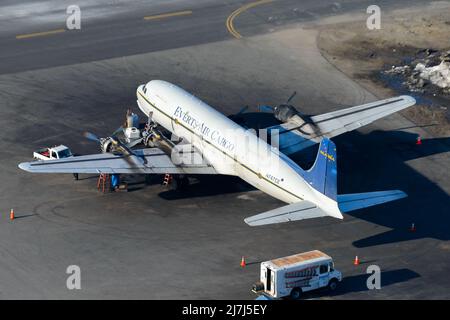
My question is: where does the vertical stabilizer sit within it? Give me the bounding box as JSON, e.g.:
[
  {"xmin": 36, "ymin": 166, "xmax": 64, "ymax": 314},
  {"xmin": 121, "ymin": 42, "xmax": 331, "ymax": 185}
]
[{"xmin": 303, "ymin": 138, "xmax": 337, "ymax": 200}]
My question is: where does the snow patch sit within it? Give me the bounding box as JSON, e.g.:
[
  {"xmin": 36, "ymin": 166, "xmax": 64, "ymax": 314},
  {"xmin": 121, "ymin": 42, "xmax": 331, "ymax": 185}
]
[
  {"xmin": 415, "ymin": 61, "xmax": 450, "ymax": 89},
  {"xmin": 383, "ymin": 49, "xmax": 450, "ymax": 94}
]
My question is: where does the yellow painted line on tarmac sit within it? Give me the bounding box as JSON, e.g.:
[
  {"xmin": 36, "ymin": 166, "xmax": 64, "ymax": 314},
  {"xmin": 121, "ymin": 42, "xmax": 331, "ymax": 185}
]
[
  {"xmin": 226, "ymin": 0, "xmax": 273, "ymax": 39},
  {"xmin": 16, "ymin": 28, "xmax": 66, "ymax": 40},
  {"xmin": 144, "ymin": 10, "xmax": 193, "ymax": 21}
]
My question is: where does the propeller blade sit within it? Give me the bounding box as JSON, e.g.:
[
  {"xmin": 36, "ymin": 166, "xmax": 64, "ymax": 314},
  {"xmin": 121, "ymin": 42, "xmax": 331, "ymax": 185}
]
[
  {"xmin": 286, "ymin": 91, "xmax": 297, "ymax": 104},
  {"xmin": 111, "ymin": 126, "xmax": 124, "ymax": 136},
  {"xmin": 83, "ymin": 131, "xmax": 100, "ymax": 142},
  {"xmin": 114, "ymin": 138, "xmax": 148, "ymax": 165}
]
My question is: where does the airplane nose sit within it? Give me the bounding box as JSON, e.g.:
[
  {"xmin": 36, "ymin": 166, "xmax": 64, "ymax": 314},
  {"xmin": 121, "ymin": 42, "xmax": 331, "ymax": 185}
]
[{"xmin": 136, "ymin": 85, "xmax": 148, "ymax": 115}]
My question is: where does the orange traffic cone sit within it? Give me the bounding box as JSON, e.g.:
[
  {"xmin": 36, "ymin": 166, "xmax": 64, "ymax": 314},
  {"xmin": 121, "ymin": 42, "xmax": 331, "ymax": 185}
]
[
  {"xmin": 353, "ymin": 255, "xmax": 360, "ymax": 265},
  {"xmin": 416, "ymin": 135, "xmax": 422, "ymax": 145},
  {"xmin": 10, "ymin": 208, "xmax": 14, "ymax": 221},
  {"xmin": 410, "ymin": 223, "xmax": 416, "ymax": 232},
  {"xmin": 240, "ymin": 256, "xmax": 246, "ymax": 268}
]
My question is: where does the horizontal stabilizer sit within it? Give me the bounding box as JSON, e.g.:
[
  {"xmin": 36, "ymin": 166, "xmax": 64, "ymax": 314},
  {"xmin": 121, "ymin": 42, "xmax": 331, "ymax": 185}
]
[
  {"xmin": 244, "ymin": 200, "xmax": 339, "ymax": 226},
  {"xmin": 338, "ymin": 190, "xmax": 407, "ymax": 213}
]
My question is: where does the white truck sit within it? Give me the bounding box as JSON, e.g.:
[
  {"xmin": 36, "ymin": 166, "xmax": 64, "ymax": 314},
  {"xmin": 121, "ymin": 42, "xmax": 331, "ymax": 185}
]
[
  {"xmin": 33, "ymin": 145, "xmax": 73, "ymax": 161},
  {"xmin": 252, "ymin": 250, "xmax": 342, "ymax": 299}
]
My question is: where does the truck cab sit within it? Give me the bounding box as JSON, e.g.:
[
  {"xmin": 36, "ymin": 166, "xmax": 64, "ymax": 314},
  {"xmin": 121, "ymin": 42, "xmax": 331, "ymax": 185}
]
[
  {"xmin": 33, "ymin": 145, "xmax": 73, "ymax": 161},
  {"xmin": 253, "ymin": 250, "xmax": 342, "ymax": 299}
]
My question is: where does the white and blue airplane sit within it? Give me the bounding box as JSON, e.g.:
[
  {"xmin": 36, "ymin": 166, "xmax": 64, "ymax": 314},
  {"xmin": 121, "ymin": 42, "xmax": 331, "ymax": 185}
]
[{"xmin": 19, "ymin": 80, "xmax": 416, "ymax": 226}]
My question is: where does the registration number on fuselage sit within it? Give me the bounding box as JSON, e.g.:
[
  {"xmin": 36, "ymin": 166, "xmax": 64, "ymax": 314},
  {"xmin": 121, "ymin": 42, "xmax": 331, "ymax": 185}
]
[{"xmin": 266, "ymin": 173, "xmax": 281, "ymax": 184}]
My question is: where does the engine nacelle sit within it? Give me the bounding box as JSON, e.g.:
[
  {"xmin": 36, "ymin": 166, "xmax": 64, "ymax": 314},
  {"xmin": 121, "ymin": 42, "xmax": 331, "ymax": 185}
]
[{"xmin": 273, "ymin": 104, "xmax": 298, "ymax": 122}]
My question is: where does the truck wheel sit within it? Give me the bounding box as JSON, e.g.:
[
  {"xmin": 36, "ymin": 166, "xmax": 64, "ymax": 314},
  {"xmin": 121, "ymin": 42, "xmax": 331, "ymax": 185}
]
[
  {"xmin": 290, "ymin": 288, "xmax": 301, "ymax": 300},
  {"xmin": 328, "ymin": 279, "xmax": 338, "ymax": 291}
]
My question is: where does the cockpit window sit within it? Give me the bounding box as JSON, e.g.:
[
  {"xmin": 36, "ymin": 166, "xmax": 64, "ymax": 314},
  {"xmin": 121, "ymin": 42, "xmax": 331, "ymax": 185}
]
[{"xmin": 143, "ymin": 85, "xmax": 147, "ymax": 94}]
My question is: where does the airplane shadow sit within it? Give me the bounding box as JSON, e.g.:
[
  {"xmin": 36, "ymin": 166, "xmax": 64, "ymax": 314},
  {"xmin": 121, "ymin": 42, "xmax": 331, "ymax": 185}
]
[
  {"xmin": 301, "ymin": 268, "xmax": 420, "ymax": 299},
  {"xmin": 332, "ymin": 130, "xmax": 450, "ymax": 248},
  {"xmin": 158, "ymin": 175, "xmax": 254, "ymax": 200},
  {"xmin": 228, "ymin": 111, "xmax": 280, "ymax": 130},
  {"xmin": 121, "ymin": 174, "xmax": 171, "ymax": 192}
]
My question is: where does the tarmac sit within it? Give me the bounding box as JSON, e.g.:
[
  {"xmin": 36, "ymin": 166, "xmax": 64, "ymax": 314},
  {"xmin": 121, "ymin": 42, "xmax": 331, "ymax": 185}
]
[{"xmin": 0, "ymin": 0, "xmax": 449, "ymax": 299}]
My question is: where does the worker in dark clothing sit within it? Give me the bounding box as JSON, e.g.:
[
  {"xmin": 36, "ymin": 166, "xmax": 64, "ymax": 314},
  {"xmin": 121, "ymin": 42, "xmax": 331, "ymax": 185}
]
[{"xmin": 73, "ymin": 173, "xmax": 79, "ymax": 180}]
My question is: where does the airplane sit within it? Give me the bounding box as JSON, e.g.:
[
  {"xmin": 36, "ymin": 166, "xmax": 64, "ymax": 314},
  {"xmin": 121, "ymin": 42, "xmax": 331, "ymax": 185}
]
[{"xmin": 18, "ymin": 80, "xmax": 416, "ymax": 226}]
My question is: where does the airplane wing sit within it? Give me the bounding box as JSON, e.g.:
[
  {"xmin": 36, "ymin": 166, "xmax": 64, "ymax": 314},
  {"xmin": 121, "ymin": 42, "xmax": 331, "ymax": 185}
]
[
  {"xmin": 268, "ymin": 95, "xmax": 416, "ymax": 155},
  {"xmin": 244, "ymin": 200, "xmax": 333, "ymax": 226},
  {"xmin": 18, "ymin": 147, "xmax": 217, "ymax": 175}
]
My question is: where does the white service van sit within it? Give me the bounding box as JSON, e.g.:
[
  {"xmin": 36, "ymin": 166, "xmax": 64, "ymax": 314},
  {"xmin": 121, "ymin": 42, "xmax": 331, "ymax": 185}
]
[{"xmin": 252, "ymin": 250, "xmax": 342, "ymax": 299}]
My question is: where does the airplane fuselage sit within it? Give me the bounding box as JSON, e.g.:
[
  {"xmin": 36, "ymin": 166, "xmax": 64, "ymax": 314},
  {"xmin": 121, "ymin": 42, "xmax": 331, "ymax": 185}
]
[{"xmin": 136, "ymin": 80, "xmax": 339, "ymax": 215}]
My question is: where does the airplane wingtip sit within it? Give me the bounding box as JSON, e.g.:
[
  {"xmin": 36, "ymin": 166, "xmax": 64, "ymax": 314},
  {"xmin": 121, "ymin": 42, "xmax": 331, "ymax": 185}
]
[
  {"xmin": 18, "ymin": 162, "xmax": 31, "ymax": 172},
  {"xmin": 399, "ymin": 95, "xmax": 416, "ymax": 105},
  {"xmin": 243, "ymin": 218, "xmax": 258, "ymax": 227}
]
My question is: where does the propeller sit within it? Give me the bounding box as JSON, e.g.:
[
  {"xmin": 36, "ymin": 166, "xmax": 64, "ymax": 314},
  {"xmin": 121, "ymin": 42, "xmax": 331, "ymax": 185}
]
[
  {"xmin": 256, "ymin": 91, "xmax": 297, "ymax": 114},
  {"xmin": 83, "ymin": 131, "xmax": 147, "ymax": 165},
  {"xmin": 83, "ymin": 131, "xmax": 101, "ymax": 143},
  {"xmin": 82, "ymin": 108, "xmax": 157, "ymax": 168}
]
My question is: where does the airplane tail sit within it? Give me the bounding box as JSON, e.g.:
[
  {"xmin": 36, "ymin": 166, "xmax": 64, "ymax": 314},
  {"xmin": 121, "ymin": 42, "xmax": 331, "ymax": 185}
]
[
  {"xmin": 303, "ymin": 137, "xmax": 337, "ymax": 201},
  {"xmin": 244, "ymin": 138, "xmax": 407, "ymax": 226},
  {"xmin": 303, "ymin": 138, "xmax": 407, "ymax": 214}
]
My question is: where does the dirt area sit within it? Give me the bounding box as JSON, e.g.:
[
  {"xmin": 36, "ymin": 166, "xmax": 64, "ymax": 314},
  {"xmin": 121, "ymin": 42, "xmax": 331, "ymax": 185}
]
[{"xmin": 315, "ymin": 3, "xmax": 450, "ymax": 137}]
